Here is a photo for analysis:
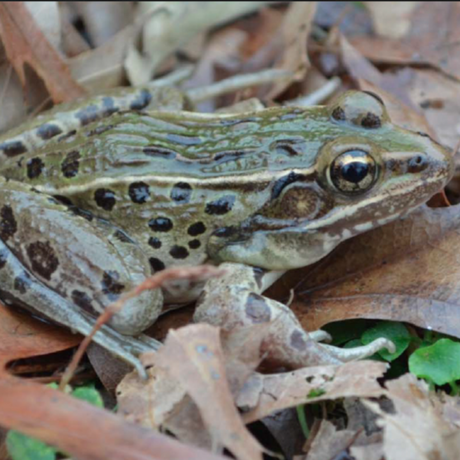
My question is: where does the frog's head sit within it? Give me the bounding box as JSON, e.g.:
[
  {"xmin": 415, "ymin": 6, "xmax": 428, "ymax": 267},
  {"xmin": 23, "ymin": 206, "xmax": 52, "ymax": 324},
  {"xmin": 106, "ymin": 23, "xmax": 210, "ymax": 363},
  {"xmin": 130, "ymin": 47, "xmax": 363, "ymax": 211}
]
[
  {"xmin": 313, "ymin": 90, "xmax": 454, "ymax": 231},
  {"xmin": 208, "ymin": 91, "xmax": 454, "ymax": 270}
]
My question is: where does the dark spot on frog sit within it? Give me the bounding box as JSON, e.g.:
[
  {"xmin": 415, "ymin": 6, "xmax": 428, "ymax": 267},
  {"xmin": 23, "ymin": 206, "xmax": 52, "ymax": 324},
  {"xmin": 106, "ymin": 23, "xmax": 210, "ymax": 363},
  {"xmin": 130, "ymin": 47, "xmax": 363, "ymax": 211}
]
[
  {"xmin": 26, "ymin": 241, "xmax": 59, "ymax": 281},
  {"xmin": 167, "ymin": 133, "xmax": 202, "ymax": 146},
  {"xmin": 113, "ymin": 229, "xmax": 133, "ymax": 243},
  {"xmin": 361, "ymin": 112, "xmax": 381, "ymax": 129},
  {"xmin": 170, "ymin": 182, "xmax": 192, "ymax": 203},
  {"xmin": 213, "ymin": 150, "xmax": 248, "ymax": 163},
  {"xmin": 245, "ymin": 293, "xmax": 271, "ymax": 323},
  {"xmin": 169, "ymin": 245, "xmax": 189, "ymax": 259},
  {"xmin": 71, "ymin": 290, "xmax": 96, "ymax": 314},
  {"xmin": 149, "ymin": 217, "xmax": 173, "ymax": 232},
  {"xmin": 101, "ymin": 270, "xmax": 125, "ymax": 300},
  {"xmin": 271, "ymin": 139, "xmax": 306, "ymax": 157},
  {"xmin": 271, "ymin": 172, "xmax": 306, "ymax": 200},
  {"xmin": 70, "ymin": 206, "xmax": 94, "ymax": 222},
  {"xmin": 331, "ymin": 107, "xmax": 345, "ymax": 122},
  {"xmin": 149, "ymin": 257, "xmax": 165, "ymax": 272},
  {"xmin": 290, "ymin": 329, "xmax": 307, "ymax": 351},
  {"xmin": 102, "ymin": 97, "xmax": 118, "ymax": 116},
  {"xmin": 53, "ymin": 195, "xmax": 74, "ymax": 207},
  {"xmin": 148, "ymin": 237, "xmax": 162, "ymax": 249},
  {"xmin": 0, "ymin": 205, "xmax": 17, "ymax": 241},
  {"xmin": 85, "ymin": 124, "xmax": 115, "ymax": 137},
  {"xmin": 0, "ymin": 140, "xmax": 27, "ymax": 157},
  {"xmin": 212, "ymin": 226, "xmax": 236, "ymax": 238},
  {"xmin": 143, "ymin": 146, "xmax": 177, "ymax": 159},
  {"xmin": 205, "ymin": 195, "xmax": 235, "ymax": 215},
  {"xmin": 36, "ymin": 123, "xmax": 63, "ymax": 140},
  {"xmin": 75, "ymin": 105, "xmax": 100, "ymax": 126},
  {"xmin": 61, "ymin": 150, "xmax": 81, "ymax": 178},
  {"xmin": 188, "ymin": 239, "xmax": 201, "ymax": 249},
  {"xmin": 14, "ymin": 276, "xmax": 30, "ymax": 294},
  {"xmin": 57, "ymin": 130, "xmax": 77, "ymax": 143},
  {"xmin": 129, "ymin": 181, "xmax": 150, "ymax": 204},
  {"xmin": 27, "ymin": 157, "xmax": 45, "ymax": 179},
  {"xmin": 0, "ymin": 248, "xmax": 8, "ymax": 269},
  {"xmin": 94, "ymin": 188, "xmax": 116, "ymax": 211},
  {"xmin": 129, "ymin": 89, "xmax": 152, "ymax": 110},
  {"xmin": 188, "ymin": 222, "xmax": 206, "ymax": 236},
  {"xmin": 252, "ymin": 267, "xmax": 265, "ymax": 290}
]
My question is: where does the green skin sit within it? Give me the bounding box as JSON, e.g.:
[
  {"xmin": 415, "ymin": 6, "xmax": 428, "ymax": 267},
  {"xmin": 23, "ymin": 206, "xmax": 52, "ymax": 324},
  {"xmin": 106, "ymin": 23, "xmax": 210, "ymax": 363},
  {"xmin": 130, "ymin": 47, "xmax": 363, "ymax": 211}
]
[{"xmin": 0, "ymin": 88, "xmax": 453, "ymax": 372}]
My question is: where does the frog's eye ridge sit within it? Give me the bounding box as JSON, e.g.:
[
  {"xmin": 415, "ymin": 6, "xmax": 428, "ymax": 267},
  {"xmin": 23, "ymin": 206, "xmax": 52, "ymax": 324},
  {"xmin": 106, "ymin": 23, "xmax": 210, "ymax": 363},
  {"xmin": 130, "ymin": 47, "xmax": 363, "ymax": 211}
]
[
  {"xmin": 330, "ymin": 150, "xmax": 377, "ymax": 194},
  {"xmin": 329, "ymin": 91, "xmax": 388, "ymax": 130},
  {"xmin": 361, "ymin": 91, "xmax": 385, "ymax": 106}
]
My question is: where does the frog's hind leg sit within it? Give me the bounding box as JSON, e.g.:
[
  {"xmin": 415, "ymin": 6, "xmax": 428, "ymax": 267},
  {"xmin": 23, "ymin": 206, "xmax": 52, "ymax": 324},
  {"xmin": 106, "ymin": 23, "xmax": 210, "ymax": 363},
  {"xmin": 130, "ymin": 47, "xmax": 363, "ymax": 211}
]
[
  {"xmin": 0, "ymin": 239, "xmax": 156, "ymax": 376},
  {"xmin": 0, "ymin": 180, "xmax": 163, "ymax": 374},
  {"xmin": 194, "ymin": 263, "xmax": 395, "ymax": 369}
]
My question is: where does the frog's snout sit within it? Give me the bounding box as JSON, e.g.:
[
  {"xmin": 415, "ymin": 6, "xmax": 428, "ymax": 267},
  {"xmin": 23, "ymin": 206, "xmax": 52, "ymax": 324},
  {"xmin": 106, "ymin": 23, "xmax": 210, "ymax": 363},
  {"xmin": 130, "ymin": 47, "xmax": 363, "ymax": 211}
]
[{"xmin": 407, "ymin": 135, "xmax": 455, "ymax": 186}]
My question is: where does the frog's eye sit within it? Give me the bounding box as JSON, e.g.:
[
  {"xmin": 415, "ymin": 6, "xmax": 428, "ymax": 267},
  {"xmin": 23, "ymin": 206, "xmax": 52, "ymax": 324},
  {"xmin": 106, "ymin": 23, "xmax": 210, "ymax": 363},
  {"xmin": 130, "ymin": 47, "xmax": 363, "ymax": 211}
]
[
  {"xmin": 329, "ymin": 91, "xmax": 389, "ymax": 129},
  {"xmin": 330, "ymin": 150, "xmax": 377, "ymax": 194}
]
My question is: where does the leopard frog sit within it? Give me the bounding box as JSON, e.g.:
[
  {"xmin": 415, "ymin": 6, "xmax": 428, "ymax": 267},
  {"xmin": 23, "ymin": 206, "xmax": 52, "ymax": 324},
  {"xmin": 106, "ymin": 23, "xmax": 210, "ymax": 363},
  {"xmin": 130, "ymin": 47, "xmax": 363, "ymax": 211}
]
[{"xmin": 0, "ymin": 86, "xmax": 453, "ymax": 374}]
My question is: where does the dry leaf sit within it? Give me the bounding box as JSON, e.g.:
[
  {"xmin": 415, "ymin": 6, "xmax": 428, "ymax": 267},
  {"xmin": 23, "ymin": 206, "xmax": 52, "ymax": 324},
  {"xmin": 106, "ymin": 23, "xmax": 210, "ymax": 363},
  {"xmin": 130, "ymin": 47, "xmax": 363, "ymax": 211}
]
[
  {"xmin": 0, "ymin": 303, "xmax": 80, "ymax": 371},
  {"xmin": 365, "ymin": 2, "xmax": 419, "ymax": 39},
  {"xmin": 367, "ymin": 374, "xmax": 458, "ymax": 460},
  {"xmin": 0, "ymin": 375, "xmax": 225, "ymax": 460},
  {"xmin": 0, "ymin": 2, "xmax": 85, "ymax": 103},
  {"xmin": 265, "ymin": 2, "xmax": 316, "ymax": 99},
  {"xmin": 240, "ymin": 361, "xmax": 387, "ymax": 423},
  {"xmin": 72, "ymin": 2, "xmax": 134, "ymax": 47},
  {"xmin": 153, "ymin": 324, "xmax": 265, "ymax": 460},
  {"xmin": 301, "ymin": 420, "xmax": 360, "ymax": 460},
  {"xmin": 69, "ymin": 25, "xmax": 135, "ymax": 92},
  {"xmin": 25, "ymin": 2, "xmax": 61, "ymax": 51},
  {"xmin": 126, "ymin": 2, "xmax": 275, "ymax": 85},
  {"xmin": 288, "ymin": 204, "xmax": 460, "ymax": 341},
  {"xmin": 351, "ymin": 3, "xmax": 460, "ymax": 81}
]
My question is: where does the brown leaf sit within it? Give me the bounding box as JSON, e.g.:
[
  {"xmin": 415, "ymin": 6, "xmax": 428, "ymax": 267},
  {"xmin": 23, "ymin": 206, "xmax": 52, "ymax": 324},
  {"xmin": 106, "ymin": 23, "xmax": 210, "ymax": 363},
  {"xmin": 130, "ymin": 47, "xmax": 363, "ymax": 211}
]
[
  {"xmin": 240, "ymin": 361, "xmax": 387, "ymax": 423},
  {"xmin": 69, "ymin": 25, "xmax": 135, "ymax": 92},
  {"xmin": 0, "ymin": 375, "xmax": 225, "ymax": 460},
  {"xmin": 289, "ymin": 204, "xmax": 460, "ymax": 339},
  {"xmin": 265, "ymin": 2, "xmax": 316, "ymax": 99},
  {"xmin": 0, "ymin": 303, "xmax": 80, "ymax": 371},
  {"xmin": 340, "ymin": 35, "xmax": 428, "ymax": 121},
  {"xmin": 365, "ymin": 2, "xmax": 419, "ymax": 38},
  {"xmin": 153, "ymin": 324, "xmax": 265, "ymax": 460},
  {"xmin": 366, "ymin": 373, "xmax": 458, "ymax": 460},
  {"xmin": 351, "ymin": 3, "xmax": 460, "ymax": 81},
  {"xmin": 340, "ymin": 37, "xmax": 453, "ymax": 142},
  {"xmin": 0, "ymin": 2, "xmax": 85, "ymax": 103},
  {"xmin": 301, "ymin": 420, "xmax": 361, "ymax": 460}
]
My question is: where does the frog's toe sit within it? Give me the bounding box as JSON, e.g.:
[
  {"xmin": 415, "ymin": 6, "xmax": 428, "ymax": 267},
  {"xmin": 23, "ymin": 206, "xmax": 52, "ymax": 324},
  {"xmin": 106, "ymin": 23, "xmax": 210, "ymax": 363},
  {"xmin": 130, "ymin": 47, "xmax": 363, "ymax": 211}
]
[
  {"xmin": 308, "ymin": 330, "xmax": 332, "ymax": 343},
  {"xmin": 320, "ymin": 338, "xmax": 396, "ymax": 362}
]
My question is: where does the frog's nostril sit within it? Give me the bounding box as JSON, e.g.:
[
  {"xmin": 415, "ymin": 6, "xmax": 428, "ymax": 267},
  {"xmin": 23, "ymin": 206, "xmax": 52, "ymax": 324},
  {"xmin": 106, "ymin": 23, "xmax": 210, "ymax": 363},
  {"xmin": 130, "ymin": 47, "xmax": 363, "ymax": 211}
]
[{"xmin": 408, "ymin": 154, "xmax": 428, "ymax": 173}]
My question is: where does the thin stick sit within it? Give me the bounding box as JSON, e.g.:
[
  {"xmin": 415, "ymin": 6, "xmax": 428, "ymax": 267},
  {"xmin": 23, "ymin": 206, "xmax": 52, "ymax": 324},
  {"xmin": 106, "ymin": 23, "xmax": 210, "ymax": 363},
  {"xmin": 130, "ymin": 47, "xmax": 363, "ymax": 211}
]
[
  {"xmin": 186, "ymin": 69, "xmax": 294, "ymax": 103},
  {"xmin": 59, "ymin": 265, "xmax": 225, "ymax": 389},
  {"xmin": 284, "ymin": 77, "xmax": 341, "ymax": 107}
]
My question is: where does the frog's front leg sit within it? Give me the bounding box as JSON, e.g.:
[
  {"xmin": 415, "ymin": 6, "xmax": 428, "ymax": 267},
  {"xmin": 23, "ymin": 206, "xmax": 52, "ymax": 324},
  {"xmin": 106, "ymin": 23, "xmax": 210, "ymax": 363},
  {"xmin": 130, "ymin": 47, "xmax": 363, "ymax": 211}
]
[
  {"xmin": 0, "ymin": 179, "xmax": 162, "ymax": 373},
  {"xmin": 194, "ymin": 263, "xmax": 395, "ymax": 369}
]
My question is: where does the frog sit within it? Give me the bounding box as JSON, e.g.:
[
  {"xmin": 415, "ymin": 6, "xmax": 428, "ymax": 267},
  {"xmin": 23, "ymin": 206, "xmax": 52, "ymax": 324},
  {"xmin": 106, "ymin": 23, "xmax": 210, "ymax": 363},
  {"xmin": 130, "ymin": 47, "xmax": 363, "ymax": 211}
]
[{"xmin": 0, "ymin": 84, "xmax": 453, "ymax": 376}]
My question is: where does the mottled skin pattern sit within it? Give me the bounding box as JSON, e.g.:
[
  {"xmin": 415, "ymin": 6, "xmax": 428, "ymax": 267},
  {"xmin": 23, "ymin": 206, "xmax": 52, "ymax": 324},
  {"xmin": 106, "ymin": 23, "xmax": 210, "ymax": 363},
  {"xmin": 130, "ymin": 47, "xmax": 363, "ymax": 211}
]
[{"xmin": 0, "ymin": 88, "xmax": 453, "ymax": 372}]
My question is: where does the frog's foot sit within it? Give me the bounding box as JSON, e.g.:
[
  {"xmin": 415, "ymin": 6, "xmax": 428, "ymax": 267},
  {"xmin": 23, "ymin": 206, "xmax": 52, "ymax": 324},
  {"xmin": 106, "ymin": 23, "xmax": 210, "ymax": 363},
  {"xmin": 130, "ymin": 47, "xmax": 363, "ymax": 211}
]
[{"xmin": 194, "ymin": 263, "xmax": 395, "ymax": 369}]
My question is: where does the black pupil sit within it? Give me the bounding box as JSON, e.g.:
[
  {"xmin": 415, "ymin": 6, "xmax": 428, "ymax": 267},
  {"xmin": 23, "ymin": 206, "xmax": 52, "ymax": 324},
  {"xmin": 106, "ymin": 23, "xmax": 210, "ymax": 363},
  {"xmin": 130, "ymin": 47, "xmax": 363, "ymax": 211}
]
[{"xmin": 341, "ymin": 161, "xmax": 369, "ymax": 183}]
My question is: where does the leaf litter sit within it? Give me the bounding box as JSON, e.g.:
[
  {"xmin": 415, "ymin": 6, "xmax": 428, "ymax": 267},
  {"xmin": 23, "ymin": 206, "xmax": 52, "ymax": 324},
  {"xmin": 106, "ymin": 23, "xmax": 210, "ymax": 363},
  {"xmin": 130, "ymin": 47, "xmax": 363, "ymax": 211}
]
[{"xmin": 0, "ymin": 2, "xmax": 460, "ymax": 459}]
